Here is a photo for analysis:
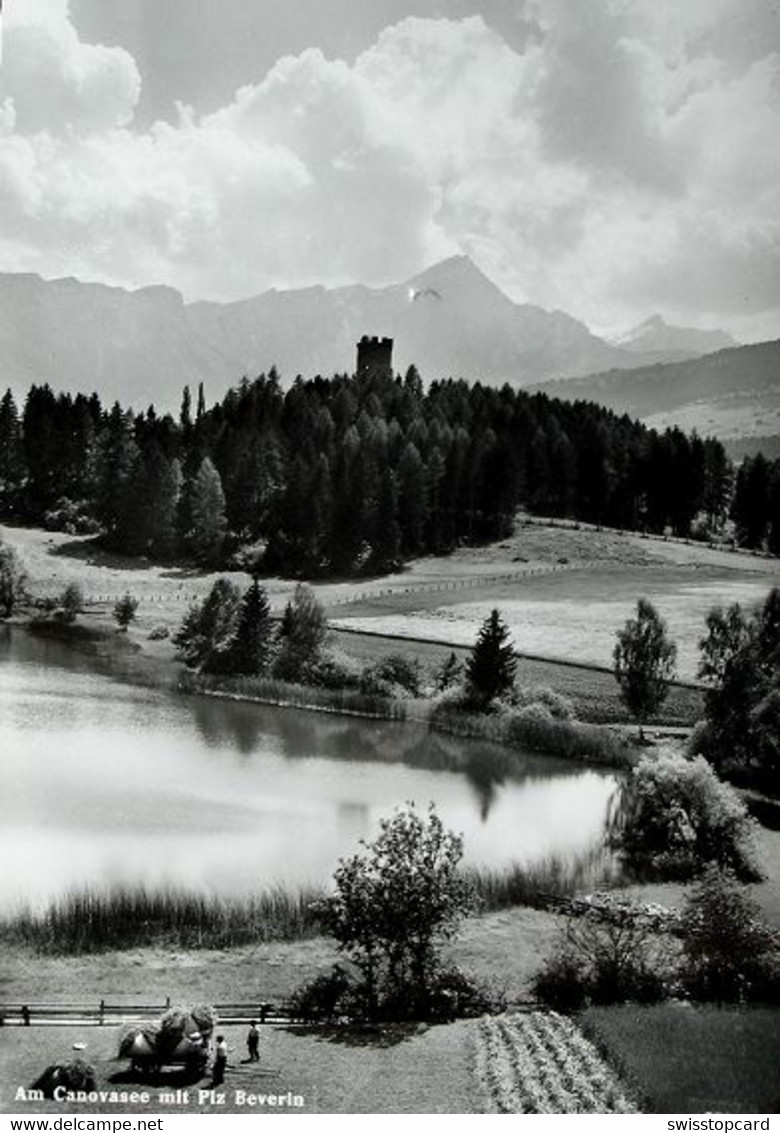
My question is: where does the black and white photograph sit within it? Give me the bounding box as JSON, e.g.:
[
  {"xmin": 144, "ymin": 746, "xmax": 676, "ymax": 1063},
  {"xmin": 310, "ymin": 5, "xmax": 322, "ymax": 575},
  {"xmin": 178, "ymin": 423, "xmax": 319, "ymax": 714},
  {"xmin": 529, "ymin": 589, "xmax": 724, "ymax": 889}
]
[{"xmin": 1, "ymin": 0, "xmax": 779, "ymax": 1119}]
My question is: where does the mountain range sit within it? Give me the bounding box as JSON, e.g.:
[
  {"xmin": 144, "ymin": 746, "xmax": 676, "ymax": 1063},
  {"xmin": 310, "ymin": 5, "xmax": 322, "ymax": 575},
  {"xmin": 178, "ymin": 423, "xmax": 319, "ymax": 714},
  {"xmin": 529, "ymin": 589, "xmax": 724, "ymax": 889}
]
[
  {"xmin": 0, "ymin": 256, "xmax": 733, "ymax": 410},
  {"xmin": 2, "ymin": 255, "xmax": 775, "ymax": 452},
  {"xmin": 609, "ymin": 314, "xmax": 737, "ymax": 358}
]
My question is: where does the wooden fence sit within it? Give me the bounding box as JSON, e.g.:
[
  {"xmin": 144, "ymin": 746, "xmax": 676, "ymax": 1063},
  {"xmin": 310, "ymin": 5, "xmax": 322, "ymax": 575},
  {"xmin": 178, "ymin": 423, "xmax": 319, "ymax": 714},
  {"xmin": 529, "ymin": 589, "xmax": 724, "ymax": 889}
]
[{"xmin": 0, "ymin": 999, "xmax": 303, "ymax": 1027}]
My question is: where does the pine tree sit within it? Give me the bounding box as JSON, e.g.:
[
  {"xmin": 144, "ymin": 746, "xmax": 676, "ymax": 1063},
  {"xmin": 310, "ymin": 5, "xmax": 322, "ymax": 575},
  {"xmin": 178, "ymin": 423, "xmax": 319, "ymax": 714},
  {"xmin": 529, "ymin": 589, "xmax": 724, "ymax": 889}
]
[
  {"xmin": 369, "ymin": 466, "xmax": 402, "ymax": 572},
  {"xmin": 732, "ymin": 455, "xmax": 770, "ymax": 549},
  {"xmin": 224, "ymin": 578, "xmax": 273, "ymax": 676},
  {"xmin": 465, "ymin": 609, "xmax": 517, "ymax": 710},
  {"xmin": 0, "ymin": 390, "xmax": 24, "ymax": 515},
  {"xmin": 96, "ymin": 404, "xmax": 139, "ymax": 544},
  {"xmin": 397, "ymin": 441, "xmax": 428, "ymax": 554},
  {"xmin": 180, "ymin": 386, "xmax": 192, "ymax": 431}
]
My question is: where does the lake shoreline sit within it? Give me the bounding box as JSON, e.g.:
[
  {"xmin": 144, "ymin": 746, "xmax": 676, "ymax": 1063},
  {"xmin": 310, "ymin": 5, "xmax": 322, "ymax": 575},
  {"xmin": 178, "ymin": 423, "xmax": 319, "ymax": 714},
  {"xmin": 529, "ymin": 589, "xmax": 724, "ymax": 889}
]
[{"xmin": 16, "ymin": 615, "xmax": 641, "ymax": 769}]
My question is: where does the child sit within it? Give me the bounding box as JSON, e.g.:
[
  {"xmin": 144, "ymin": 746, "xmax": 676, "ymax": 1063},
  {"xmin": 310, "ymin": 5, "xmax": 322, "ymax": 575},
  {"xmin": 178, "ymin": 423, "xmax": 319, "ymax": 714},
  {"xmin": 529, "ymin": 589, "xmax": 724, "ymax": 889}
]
[
  {"xmin": 247, "ymin": 1021, "xmax": 260, "ymax": 1063},
  {"xmin": 211, "ymin": 1035, "xmax": 228, "ymax": 1086}
]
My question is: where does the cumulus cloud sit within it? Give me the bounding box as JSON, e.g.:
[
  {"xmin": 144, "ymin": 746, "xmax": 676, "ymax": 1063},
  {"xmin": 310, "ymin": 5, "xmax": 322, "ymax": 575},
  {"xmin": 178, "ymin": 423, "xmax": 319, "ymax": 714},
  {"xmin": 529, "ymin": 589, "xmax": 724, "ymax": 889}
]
[
  {"xmin": 4, "ymin": 0, "xmax": 141, "ymax": 133},
  {"xmin": 0, "ymin": 0, "xmax": 778, "ymax": 338}
]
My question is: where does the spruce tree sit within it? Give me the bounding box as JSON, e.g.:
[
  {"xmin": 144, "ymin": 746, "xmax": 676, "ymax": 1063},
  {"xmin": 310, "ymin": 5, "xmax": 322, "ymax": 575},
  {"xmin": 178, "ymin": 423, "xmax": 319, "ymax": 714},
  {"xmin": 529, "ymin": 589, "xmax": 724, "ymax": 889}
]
[
  {"xmin": 224, "ymin": 578, "xmax": 273, "ymax": 675},
  {"xmin": 0, "ymin": 390, "xmax": 24, "ymax": 515},
  {"xmin": 466, "ymin": 609, "xmax": 517, "ymax": 710}
]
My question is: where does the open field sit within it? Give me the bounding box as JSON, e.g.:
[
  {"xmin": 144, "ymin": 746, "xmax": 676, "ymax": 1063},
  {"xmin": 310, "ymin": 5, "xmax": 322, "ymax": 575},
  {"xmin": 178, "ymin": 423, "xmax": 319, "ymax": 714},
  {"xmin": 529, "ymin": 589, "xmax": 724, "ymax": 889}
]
[
  {"xmin": 4, "ymin": 519, "xmax": 777, "ymax": 723},
  {"xmin": 582, "ymin": 1004, "xmax": 780, "ymax": 1114},
  {"xmin": 0, "ymin": 1016, "xmax": 481, "ymax": 1115},
  {"xmin": 332, "ymin": 568, "xmax": 776, "ymax": 681}
]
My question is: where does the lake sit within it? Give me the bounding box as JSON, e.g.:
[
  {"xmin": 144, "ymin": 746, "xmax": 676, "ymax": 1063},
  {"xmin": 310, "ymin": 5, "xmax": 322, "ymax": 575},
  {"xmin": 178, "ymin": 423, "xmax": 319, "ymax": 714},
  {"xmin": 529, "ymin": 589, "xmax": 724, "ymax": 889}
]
[{"xmin": 0, "ymin": 626, "xmax": 618, "ymax": 912}]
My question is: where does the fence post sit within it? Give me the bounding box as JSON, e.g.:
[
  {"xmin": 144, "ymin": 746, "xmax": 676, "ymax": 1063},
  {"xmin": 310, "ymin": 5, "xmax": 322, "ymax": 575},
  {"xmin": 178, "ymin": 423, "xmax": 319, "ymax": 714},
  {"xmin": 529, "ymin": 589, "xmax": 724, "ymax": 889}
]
[
  {"xmin": 99, "ymin": 999, "xmax": 105, "ymax": 1025},
  {"xmin": 22, "ymin": 1005, "xmax": 30, "ymax": 1026}
]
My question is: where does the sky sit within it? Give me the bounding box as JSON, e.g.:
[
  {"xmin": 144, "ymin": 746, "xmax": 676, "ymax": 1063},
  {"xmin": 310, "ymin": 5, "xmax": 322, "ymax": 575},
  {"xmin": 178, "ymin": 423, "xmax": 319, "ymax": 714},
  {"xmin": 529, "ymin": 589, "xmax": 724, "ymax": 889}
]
[{"xmin": 1, "ymin": 0, "xmax": 779, "ymax": 341}]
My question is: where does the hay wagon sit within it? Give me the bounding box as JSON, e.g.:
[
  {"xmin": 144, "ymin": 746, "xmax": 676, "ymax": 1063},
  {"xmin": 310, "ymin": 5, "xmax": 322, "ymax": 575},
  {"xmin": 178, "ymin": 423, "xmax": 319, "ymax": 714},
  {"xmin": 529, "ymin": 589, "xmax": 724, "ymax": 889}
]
[{"xmin": 119, "ymin": 1006, "xmax": 215, "ymax": 1080}]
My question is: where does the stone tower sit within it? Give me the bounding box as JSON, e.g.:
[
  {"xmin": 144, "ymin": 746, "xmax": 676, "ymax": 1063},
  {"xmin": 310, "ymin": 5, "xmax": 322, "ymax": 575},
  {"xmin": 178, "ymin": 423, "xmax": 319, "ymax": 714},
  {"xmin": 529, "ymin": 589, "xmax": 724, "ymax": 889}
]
[{"xmin": 356, "ymin": 335, "xmax": 393, "ymax": 379}]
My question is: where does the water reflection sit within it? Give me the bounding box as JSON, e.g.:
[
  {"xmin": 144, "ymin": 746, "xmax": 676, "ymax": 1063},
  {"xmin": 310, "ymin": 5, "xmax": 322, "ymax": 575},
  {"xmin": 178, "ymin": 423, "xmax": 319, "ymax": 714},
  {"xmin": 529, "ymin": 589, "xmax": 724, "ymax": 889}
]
[{"xmin": 0, "ymin": 626, "xmax": 619, "ymax": 910}]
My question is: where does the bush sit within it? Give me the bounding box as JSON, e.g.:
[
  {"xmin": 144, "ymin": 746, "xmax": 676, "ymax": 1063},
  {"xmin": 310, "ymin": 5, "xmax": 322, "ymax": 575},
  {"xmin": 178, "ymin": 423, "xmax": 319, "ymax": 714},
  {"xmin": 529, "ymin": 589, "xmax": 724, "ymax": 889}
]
[
  {"xmin": 147, "ymin": 624, "xmax": 169, "ymax": 641},
  {"xmin": 289, "ymin": 961, "xmax": 499, "ymax": 1024},
  {"xmin": 505, "ymin": 684, "xmax": 575, "ymax": 720},
  {"xmin": 359, "ymin": 653, "xmax": 423, "ymax": 698},
  {"xmin": 55, "ymin": 582, "xmax": 84, "ymax": 624},
  {"xmin": 533, "ymin": 908, "xmax": 672, "ymax": 1011},
  {"xmin": 42, "ymin": 498, "xmax": 99, "ymax": 536},
  {"xmin": 679, "ymin": 867, "xmax": 779, "ymax": 1002},
  {"xmin": 435, "ymin": 651, "xmax": 463, "ymax": 693},
  {"xmin": 304, "ymin": 651, "xmax": 361, "ymax": 690},
  {"xmin": 532, "ymin": 949, "xmax": 589, "ymax": 1012},
  {"xmin": 287, "ymin": 965, "xmax": 365, "ymax": 1023},
  {"xmin": 429, "ymin": 698, "xmax": 632, "ymax": 766},
  {"xmin": 113, "ymin": 593, "xmax": 139, "ymax": 629},
  {"xmin": 608, "ymin": 751, "xmax": 762, "ymax": 881},
  {"xmin": 0, "ymin": 540, "xmax": 28, "ymax": 618}
]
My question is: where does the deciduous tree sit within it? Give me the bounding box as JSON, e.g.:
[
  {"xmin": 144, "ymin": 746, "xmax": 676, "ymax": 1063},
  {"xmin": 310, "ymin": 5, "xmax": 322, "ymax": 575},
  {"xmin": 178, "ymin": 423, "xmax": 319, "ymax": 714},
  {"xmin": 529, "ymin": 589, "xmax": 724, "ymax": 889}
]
[
  {"xmin": 319, "ymin": 804, "xmax": 472, "ymax": 1016},
  {"xmin": 613, "ymin": 598, "xmax": 676, "ymax": 739}
]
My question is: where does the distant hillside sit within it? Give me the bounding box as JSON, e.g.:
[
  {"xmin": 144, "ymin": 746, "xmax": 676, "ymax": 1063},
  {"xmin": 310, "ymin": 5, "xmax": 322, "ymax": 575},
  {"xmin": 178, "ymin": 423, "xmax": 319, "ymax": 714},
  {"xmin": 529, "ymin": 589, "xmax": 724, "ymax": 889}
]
[
  {"xmin": 0, "ymin": 258, "xmax": 698, "ymax": 411},
  {"xmin": 533, "ymin": 339, "xmax": 780, "ymax": 442}
]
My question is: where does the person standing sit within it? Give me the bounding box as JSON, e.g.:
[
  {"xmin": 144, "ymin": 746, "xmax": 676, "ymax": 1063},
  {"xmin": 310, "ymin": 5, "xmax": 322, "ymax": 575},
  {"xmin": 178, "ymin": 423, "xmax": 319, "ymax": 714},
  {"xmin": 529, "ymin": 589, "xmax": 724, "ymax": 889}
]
[
  {"xmin": 211, "ymin": 1035, "xmax": 228, "ymax": 1086},
  {"xmin": 246, "ymin": 1021, "xmax": 260, "ymax": 1063}
]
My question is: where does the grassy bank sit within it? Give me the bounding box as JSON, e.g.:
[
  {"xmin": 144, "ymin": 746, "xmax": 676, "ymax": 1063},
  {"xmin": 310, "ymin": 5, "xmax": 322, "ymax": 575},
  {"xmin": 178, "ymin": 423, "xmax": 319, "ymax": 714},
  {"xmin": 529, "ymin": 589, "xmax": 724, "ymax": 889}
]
[
  {"xmin": 178, "ymin": 668, "xmax": 409, "ymax": 721},
  {"xmin": 430, "ymin": 701, "xmax": 636, "ymax": 768}
]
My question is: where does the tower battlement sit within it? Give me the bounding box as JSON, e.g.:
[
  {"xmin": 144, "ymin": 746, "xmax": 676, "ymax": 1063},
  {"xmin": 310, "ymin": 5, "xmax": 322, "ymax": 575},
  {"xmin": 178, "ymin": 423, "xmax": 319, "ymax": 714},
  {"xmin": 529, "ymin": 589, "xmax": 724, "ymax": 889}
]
[{"xmin": 356, "ymin": 334, "xmax": 393, "ymax": 378}]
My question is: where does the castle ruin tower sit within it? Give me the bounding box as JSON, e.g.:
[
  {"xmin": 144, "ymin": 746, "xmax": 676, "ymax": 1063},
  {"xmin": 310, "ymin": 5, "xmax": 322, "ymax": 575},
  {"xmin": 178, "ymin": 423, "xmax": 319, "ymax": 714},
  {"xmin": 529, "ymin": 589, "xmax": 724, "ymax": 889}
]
[{"xmin": 356, "ymin": 335, "xmax": 393, "ymax": 380}]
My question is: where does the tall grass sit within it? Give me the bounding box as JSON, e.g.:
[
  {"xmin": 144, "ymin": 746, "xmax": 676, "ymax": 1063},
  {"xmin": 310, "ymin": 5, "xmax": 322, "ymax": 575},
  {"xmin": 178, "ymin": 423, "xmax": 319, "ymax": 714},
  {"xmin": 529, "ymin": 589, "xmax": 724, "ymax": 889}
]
[
  {"xmin": 430, "ymin": 702, "xmax": 635, "ymax": 768},
  {"xmin": 0, "ymin": 847, "xmax": 625, "ymax": 955},
  {"xmin": 0, "ymin": 884, "xmax": 327, "ymax": 955},
  {"xmin": 179, "ymin": 670, "xmax": 408, "ymax": 721},
  {"xmin": 464, "ymin": 850, "xmax": 623, "ymax": 912}
]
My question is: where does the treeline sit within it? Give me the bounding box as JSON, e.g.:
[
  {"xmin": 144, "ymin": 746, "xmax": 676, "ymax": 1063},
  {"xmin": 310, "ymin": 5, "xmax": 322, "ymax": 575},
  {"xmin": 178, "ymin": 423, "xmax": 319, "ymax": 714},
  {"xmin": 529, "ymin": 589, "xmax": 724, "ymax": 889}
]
[{"xmin": 0, "ymin": 368, "xmax": 777, "ymax": 574}]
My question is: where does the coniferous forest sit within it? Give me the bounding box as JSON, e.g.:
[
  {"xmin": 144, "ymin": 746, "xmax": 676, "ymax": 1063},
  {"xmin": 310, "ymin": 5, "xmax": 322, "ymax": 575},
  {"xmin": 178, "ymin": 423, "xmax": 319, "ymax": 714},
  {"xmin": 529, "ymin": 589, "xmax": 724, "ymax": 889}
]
[{"xmin": 0, "ymin": 365, "xmax": 778, "ymax": 576}]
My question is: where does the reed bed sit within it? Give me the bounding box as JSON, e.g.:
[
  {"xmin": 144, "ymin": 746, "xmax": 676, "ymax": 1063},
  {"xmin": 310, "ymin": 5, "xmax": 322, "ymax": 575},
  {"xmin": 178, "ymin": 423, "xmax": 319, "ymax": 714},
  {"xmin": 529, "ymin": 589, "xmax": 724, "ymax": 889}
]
[
  {"xmin": 430, "ymin": 703, "xmax": 635, "ymax": 768},
  {"xmin": 0, "ymin": 848, "xmax": 623, "ymax": 954},
  {"xmin": 179, "ymin": 670, "xmax": 408, "ymax": 721},
  {"xmin": 0, "ymin": 884, "xmax": 327, "ymax": 955},
  {"xmin": 464, "ymin": 850, "xmax": 622, "ymax": 912}
]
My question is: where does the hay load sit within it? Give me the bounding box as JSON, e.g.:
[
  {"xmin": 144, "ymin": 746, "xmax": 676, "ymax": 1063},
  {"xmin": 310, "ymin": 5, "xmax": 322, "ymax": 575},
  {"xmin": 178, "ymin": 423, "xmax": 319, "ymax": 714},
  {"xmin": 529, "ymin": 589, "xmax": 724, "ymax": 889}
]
[
  {"xmin": 30, "ymin": 1059, "xmax": 96, "ymax": 1099},
  {"xmin": 119, "ymin": 1004, "xmax": 216, "ymax": 1077}
]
